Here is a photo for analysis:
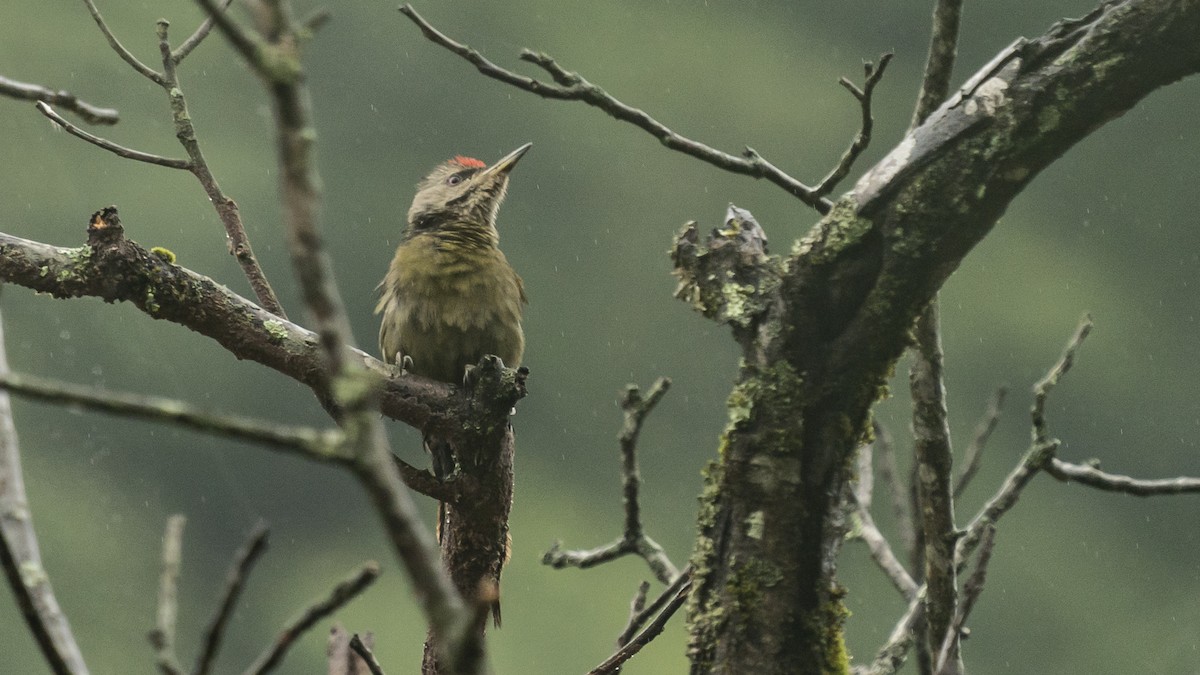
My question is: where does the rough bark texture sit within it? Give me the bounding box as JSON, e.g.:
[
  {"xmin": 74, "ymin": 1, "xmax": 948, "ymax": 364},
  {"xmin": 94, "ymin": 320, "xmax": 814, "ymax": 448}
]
[
  {"xmin": 0, "ymin": 217, "xmax": 510, "ymax": 437},
  {"xmin": 0, "ymin": 209, "xmax": 526, "ymax": 675},
  {"xmin": 678, "ymin": 2, "xmax": 1200, "ymax": 673}
]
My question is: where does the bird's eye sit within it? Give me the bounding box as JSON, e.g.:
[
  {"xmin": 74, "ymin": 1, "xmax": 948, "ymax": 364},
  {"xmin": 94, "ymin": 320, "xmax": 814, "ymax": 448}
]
[{"xmin": 447, "ymin": 174, "xmax": 463, "ymax": 186}]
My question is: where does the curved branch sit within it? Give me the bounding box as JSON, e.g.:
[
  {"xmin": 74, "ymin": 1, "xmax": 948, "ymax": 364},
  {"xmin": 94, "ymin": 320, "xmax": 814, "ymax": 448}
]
[
  {"xmin": 542, "ymin": 378, "xmax": 679, "ymax": 585},
  {"xmin": 1045, "ymin": 458, "xmax": 1200, "ymax": 495},
  {"xmin": 244, "ymin": 562, "xmax": 381, "ymax": 675},
  {"xmin": 815, "ymin": 53, "xmax": 893, "ymax": 197},
  {"xmin": 173, "ymin": 0, "xmax": 235, "ymax": 63},
  {"xmin": 0, "ymin": 300, "xmax": 90, "ymax": 675},
  {"xmin": 0, "ymin": 371, "xmax": 345, "ymax": 462},
  {"xmin": 0, "ymin": 222, "xmax": 520, "ymax": 473},
  {"xmin": 81, "ymin": 0, "xmax": 166, "ymax": 85},
  {"xmin": 37, "ymin": 102, "xmax": 190, "ymax": 169},
  {"xmin": 399, "ymin": 4, "xmax": 834, "ymax": 214},
  {"xmin": 194, "ymin": 521, "xmax": 270, "ymax": 675},
  {"xmin": 0, "ymin": 74, "xmax": 118, "ymax": 125}
]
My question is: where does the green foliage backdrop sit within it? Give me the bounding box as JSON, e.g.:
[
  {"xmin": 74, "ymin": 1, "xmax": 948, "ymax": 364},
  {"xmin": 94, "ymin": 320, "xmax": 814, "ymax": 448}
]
[{"xmin": 1, "ymin": 1, "xmax": 1198, "ymax": 672}]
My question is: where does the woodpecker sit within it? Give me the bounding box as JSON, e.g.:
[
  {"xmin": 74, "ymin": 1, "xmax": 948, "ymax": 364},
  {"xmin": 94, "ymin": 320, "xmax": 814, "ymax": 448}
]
[
  {"xmin": 376, "ymin": 143, "xmax": 530, "ymax": 627},
  {"xmin": 376, "ymin": 144, "xmax": 529, "ymax": 388}
]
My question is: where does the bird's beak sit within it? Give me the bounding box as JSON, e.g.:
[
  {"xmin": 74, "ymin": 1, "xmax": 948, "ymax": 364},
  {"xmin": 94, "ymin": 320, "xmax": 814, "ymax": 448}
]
[{"xmin": 480, "ymin": 142, "xmax": 533, "ymax": 179}]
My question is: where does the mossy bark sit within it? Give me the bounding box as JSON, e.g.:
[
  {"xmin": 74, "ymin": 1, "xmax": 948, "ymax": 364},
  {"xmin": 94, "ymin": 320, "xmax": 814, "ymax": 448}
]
[{"xmin": 678, "ymin": 3, "xmax": 1200, "ymax": 672}]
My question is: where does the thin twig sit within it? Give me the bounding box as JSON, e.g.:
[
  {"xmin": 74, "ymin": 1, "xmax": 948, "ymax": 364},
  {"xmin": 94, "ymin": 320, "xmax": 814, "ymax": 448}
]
[
  {"xmin": 935, "ymin": 525, "xmax": 996, "ymax": 675},
  {"xmin": 815, "ymin": 53, "xmax": 893, "ymax": 196},
  {"xmin": 81, "ymin": 0, "xmax": 166, "ymax": 85},
  {"xmin": 199, "ymin": 1, "xmax": 474, "ymax": 669},
  {"xmin": 953, "ymin": 387, "xmax": 1007, "ymax": 499},
  {"xmin": 542, "ymin": 378, "xmax": 679, "ymax": 585},
  {"xmin": 149, "ymin": 515, "xmax": 187, "ymax": 675},
  {"xmin": 873, "ymin": 420, "xmax": 915, "ymax": 560},
  {"xmin": 399, "ymin": 4, "xmax": 834, "ymax": 214},
  {"xmin": 349, "ymin": 634, "xmax": 386, "ymax": 675},
  {"xmin": 0, "ymin": 74, "xmax": 118, "ymax": 125},
  {"xmin": 0, "ymin": 371, "xmax": 347, "ymax": 462},
  {"xmin": 588, "ymin": 570, "xmax": 693, "ymax": 675},
  {"xmin": 862, "ymin": 589, "xmax": 925, "ymax": 675},
  {"xmin": 193, "ymin": 521, "xmax": 270, "ymax": 675},
  {"xmin": 1044, "ymin": 458, "xmax": 1200, "ymax": 496},
  {"xmin": 1032, "ymin": 315, "xmax": 1093, "ymax": 445},
  {"xmin": 244, "ymin": 562, "xmax": 381, "ymax": 675},
  {"xmin": 192, "ymin": 0, "xmax": 263, "ymax": 66},
  {"xmin": 36, "ymin": 102, "xmax": 191, "ymax": 169},
  {"xmin": 851, "ymin": 491, "xmax": 918, "ymax": 600},
  {"xmin": 173, "ymin": 0, "xmax": 236, "ymax": 63},
  {"xmin": 867, "ymin": 318, "xmax": 1093, "ymax": 674},
  {"xmin": 615, "ymin": 567, "xmax": 692, "ymax": 648},
  {"xmin": 153, "ymin": 18, "xmax": 288, "ymax": 318},
  {"xmin": 0, "ymin": 295, "xmax": 90, "ymax": 675},
  {"xmin": 616, "ymin": 582, "xmax": 651, "ymax": 647}
]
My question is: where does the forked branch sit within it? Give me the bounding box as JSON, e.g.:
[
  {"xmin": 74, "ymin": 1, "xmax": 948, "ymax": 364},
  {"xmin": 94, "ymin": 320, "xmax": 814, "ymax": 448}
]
[
  {"xmin": 542, "ymin": 378, "xmax": 679, "ymax": 585},
  {"xmin": 400, "ymin": 5, "xmax": 894, "ymax": 214}
]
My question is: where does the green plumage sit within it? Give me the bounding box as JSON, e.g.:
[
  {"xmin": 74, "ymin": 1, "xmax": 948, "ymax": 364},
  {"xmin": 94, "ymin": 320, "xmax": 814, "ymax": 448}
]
[
  {"xmin": 377, "ymin": 232, "xmax": 525, "ymax": 382},
  {"xmin": 376, "ymin": 143, "xmax": 530, "ymax": 384}
]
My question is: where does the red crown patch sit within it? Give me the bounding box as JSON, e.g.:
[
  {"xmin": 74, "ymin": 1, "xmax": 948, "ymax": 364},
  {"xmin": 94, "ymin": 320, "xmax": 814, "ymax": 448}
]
[{"xmin": 452, "ymin": 156, "xmax": 486, "ymax": 169}]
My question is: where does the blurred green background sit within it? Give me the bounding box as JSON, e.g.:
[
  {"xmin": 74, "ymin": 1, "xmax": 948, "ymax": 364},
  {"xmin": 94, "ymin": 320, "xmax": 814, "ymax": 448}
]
[{"xmin": 2, "ymin": 1, "xmax": 1199, "ymax": 673}]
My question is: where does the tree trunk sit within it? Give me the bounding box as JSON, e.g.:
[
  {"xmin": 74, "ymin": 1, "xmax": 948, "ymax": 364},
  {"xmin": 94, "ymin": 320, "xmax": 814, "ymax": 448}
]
[{"xmin": 679, "ymin": 2, "xmax": 1200, "ymax": 672}]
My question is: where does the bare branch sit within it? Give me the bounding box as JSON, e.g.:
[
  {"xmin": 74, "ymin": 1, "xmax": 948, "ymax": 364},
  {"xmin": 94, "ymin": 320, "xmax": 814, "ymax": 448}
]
[
  {"xmin": 616, "ymin": 582, "xmax": 651, "ymax": 647},
  {"xmin": 957, "ymin": 439, "xmax": 1055, "ymax": 566},
  {"xmin": 153, "ymin": 20, "xmax": 288, "ymax": 318},
  {"xmin": 868, "ymin": 318, "xmax": 1092, "ymax": 674},
  {"xmin": 588, "ymin": 568, "xmax": 693, "ymax": 675},
  {"xmin": 911, "ymin": 0, "xmax": 964, "ymax": 127},
  {"xmin": 201, "ymin": 1, "xmax": 477, "ymax": 668},
  {"xmin": 873, "ymin": 420, "xmax": 916, "ymax": 560},
  {"xmin": 0, "ymin": 297, "xmax": 90, "ymax": 675},
  {"xmin": 149, "ymin": 515, "xmax": 186, "ymax": 675},
  {"xmin": 850, "ymin": 490, "xmax": 918, "ymax": 600},
  {"xmin": 909, "ymin": 300, "xmax": 959, "ymax": 667},
  {"xmin": 0, "ymin": 74, "xmax": 118, "ymax": 125},
  {"xmin": 398, "ymin": 4, "xmax": 833, "ymax": 213},
  {"xmin": 543, "ymin": 378, "xmax": 679, "ymax": 585},
  {"xmin": 815, "ymin": 53, "xmax": 893, "ymax": 196},
  {"xmin": 0, "ymin": 225, "xmax": 488, "ymax": 476},
  {"xmin": 904, "ymin": 5, "xmax": 965, "ymax": 665},
  {"xmin": 861, "ymin": 590, "xmax": 925, "ymax": 675},
  {"xmin": 244, "ymin": 562, "xmax": 381, "ymax": 675},
  {"xmin": 1032, "ymin": 315, "xmax": 1093, "ymax": 445},
  {"xmin": 953, "ymin": 387, "xmax": 1007, "ymax": 499},
  {"xmin": 37, "ymin": 102, "xmax": 191, "ymax": 169},
  {"xmin": 349, "ymin": 634, "xmax": 386, "ymax": 675},
  {"xmin": 1044, "ymin": 458, "xmax": 1200, "ymax": 496},
  {"xmin": 615, "ymin": 566, "xmax": 692, "ymax": 649},
  {"xmin": 0, "ymin": 371, "xmax": 347, "ymax": 463},
  {"xmin": 192, "ymin": 0, "xmax": 264, "ymax": 67},
  {"xmin": 80, "ymin": 0, "xmax": 166, "ymax": 85},
  {"xmin": 935, "ymin": 525, "xmax": 996, "ymax": 675},
  {"xmin": 194, "ymin": 521, "xmax": 271, "ymax": 675},
  {"xmin": 173, "ymin": 0, "xmax": 236, "ymax": 63}
]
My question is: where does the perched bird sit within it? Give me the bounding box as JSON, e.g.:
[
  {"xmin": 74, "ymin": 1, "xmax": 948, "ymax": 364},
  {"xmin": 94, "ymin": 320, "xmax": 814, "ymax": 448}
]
[
  {"xmin": 376, "ymin": 144, "xmax": 529, "ymax": 393},
  {"xmin": 376, "ymin": 146, "xmax": 530, "ymax": 627}
]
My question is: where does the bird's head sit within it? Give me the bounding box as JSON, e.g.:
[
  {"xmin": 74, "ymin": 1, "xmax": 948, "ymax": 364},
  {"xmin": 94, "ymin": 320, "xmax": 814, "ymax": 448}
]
[{"xmin": 406, "ymin": 143, "xmax": 532, "ymax": 245}]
